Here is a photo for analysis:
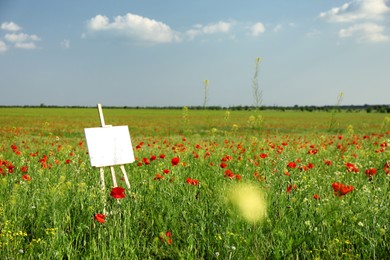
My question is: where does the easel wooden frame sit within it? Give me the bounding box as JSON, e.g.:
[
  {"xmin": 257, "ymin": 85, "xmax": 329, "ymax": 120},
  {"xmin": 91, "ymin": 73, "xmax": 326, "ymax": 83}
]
[{"xmin": 96, "ymin": 104, "xmax": 131, "ymax": 190}]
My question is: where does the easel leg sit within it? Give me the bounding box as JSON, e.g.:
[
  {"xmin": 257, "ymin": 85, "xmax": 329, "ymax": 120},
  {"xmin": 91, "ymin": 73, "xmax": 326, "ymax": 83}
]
[
  {"xmin": 99, "ymin": 167, "xmax": 105, "ymax": 190},
  {"xmin": 99, "ymin": 167, "xmax": 107, "ymax": 214},
  {"xmin": 120, "ymin": 165, "xmax": 131, "ymax": 189},
  {"xmin": 110, "ymin": 166, "xmax": 118, "ymax": 187}
]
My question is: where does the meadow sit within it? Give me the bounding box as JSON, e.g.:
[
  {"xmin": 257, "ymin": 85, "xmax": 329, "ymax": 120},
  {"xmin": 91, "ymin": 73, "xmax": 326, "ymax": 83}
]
[{"xmin": 0, "ymin": 107, "xmax": 389, "ymax": 259}]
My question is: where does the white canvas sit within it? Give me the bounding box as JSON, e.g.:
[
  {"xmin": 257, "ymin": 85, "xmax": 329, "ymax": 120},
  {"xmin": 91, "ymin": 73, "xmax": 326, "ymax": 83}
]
[{"xmin": 84, "ymin": 126, "xmax": 135, "ymax": 167}]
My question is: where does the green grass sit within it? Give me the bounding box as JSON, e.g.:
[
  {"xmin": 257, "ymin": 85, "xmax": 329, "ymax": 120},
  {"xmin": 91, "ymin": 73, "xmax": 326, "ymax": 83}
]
[
  {"xmin": 0, "ymin": 108, "xmax": 389, "ymax": 259},
  {"xmin": 0, "ymin": 107, "xmax": 386, "ymax": 136}
]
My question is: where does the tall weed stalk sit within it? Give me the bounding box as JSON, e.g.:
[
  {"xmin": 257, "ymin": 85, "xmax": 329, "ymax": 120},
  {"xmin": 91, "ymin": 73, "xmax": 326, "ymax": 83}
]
[
  {"xmin": 202, "ymin": 80, "xmax": 209, "ymax": 110},
  {"xmin": 328, "ymin": 92, "xmax": 344, "ymax": 132},
  {"xmin": 249, "ymin": 57, "xmax": 264, "ymax": 130}
]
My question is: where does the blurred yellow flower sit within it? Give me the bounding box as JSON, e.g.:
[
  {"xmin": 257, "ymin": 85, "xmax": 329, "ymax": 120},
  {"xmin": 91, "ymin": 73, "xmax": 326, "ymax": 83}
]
[{"xmin": 227, "ymin": 182, "xmax": 267, "ymax": 224}]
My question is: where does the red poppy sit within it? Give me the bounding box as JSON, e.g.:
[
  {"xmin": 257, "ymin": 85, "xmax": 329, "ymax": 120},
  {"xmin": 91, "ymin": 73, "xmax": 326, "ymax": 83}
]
[
  {"xmin": 8, "ymin": 163, "xmax": 15, "ymax": 173},
  {"xmin": 259, "ymin": 153, "xmax": 268, "ymax": 159},
  {"xmin": 142, "ymin": 158, "xmax": 150, "ymax": 165},
  {"xmin": 286, "ymin": 184, "xmax": 297, "ymax": 193},
  {"xmin": 287, "ymin": 162, "xmax": 296, "ymax": 169},
  {"xmin": 345, "ymin": 162, "xmax": 359, "ymax": 173},
  {"xmin": 171, "ymin": 157, "xmax": 180, "ymax": 166},
  {"xmin": 22, "ymin": 174, "xmax": 31, "ymax": 181},
  {"xmin": 313, "ymin": 194, "xmax": 320, "ymax": 200},
  {"xmin": 324, "ymin": 160, "xmax": 332, "ymax": 166},
  {"xmin": 110, "ymin": 187, "xmax": 126, "ymax": 199},
  {"xmin": 332, "ymin": 182, "xmax": 354, "ymax": 197},
  {"xmin": 94, "ymin": 213, "xmax": 106, "ymax": 223},
  {"xmin": 186, "ymin": 178, "xmax": 199, "ymax": 186},
  {"xmin": 160, "ymin": 231, "xmax": 173, "ymax": 245},
  {"xmin": 11, "ymin": 144, "xmax": 18, "ymax": 151},
  {"xmin": 159, "ymin": 154, "xmax": 166, "ymax": 159},
  {"xmin": 65, "ymin": 159, "xmax": 71, "ymax": 164},
  {"xmin": 150, "ymin": 155, "xmax": 157, "ymax": 161},
  {"xmin": 340, "ymin": 185, "xmax": 354, "ymax": 196},
  {"xmin": 384, "ymin": 162, "xmax": 390, "ymax": 175},
  {"xmin": 166, "ymin": 231, "xmax": 173, "ymax": 244},
  {"xmin": 331, "ymin": 182, "xmax": 341, "ymax": 192},
  {"xmin": 154, "ymin": 174, "xmax": 164, "ymax": 180},
  {"xmin": 365, "ymin": 168, "xmax": 377, "ymax": 177},
  {"xmin": 163, "ymin": 169, "xmax": 170, "ymax": 174},
  {"xmin": 224, "ymin": 169, "xmax": 234, "ymax": 179},
  {"xmin": 20, "ymin": 166, "xmax": 28, "ymax": 173},
  {"xmin": 221, "ymin": 155, "xmax": 233, "ymax": 162},
  {"xmin": 39, "ymin": 155, "xmax": 48, "ymax": 168},
  {"xmin": 299, "ymin": 165, "xmax": 309, "ymax": 171},
  {"xmin": 220, "ymin": 162, "xmax": 227, "ymax": 168}
]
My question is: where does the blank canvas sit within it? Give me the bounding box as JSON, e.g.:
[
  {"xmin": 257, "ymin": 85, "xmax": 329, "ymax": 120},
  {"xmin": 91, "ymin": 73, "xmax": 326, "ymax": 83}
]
[{"xmin": 84, "ymin": 126, "xmax": 135, "ymax": 167}]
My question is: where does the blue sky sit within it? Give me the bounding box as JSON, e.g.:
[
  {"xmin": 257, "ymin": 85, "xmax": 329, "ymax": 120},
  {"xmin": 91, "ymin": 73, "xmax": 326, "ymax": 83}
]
[{"xmin": 0, "ymin": 0, "xmax": 389, "ymax": 107}]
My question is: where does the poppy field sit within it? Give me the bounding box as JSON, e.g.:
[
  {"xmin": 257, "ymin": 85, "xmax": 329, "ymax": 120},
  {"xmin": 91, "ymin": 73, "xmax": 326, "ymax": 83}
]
[{"xmin": 0, "ymin": 107, "xmax": 389, "ymax": 259}]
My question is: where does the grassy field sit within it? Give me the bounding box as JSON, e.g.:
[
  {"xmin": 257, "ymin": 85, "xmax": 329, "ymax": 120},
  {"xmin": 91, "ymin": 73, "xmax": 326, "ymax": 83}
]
[{"xmin": 0, "ymin": 107, "xmax": 389, "ymax": 259}]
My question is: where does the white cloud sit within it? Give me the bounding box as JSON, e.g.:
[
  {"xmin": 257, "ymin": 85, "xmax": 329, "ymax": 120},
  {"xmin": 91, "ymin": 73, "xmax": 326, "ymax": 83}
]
[
  {"xmin": 88, "ymin": 15, "xmax": 109, "ymax": 30},
  {"xmin": 87, "ymin": 13, "xmax": 181, "ymax": 43},
  {"xmin": 185, "ymin": 21, "xmax": 234, "ymax": 40},
  {"xmin": 0, "ymin": 41, "xmax": 8, "ymax": 52},
  {"xmin": 4, "ymin": 33, "xmax": 40, "ymax": 42},
  {"xmin": 202, "ymin": 21, "xmax": 232, "ymax": 34},
  {"xmin": 250, "ymin": 22, "xmax": 265, "ymax": 36},
  {"xmin": 0, "ymin": 23, "xmax": 40, "ymax": 51},
  {"xmin": 186, "ymin": 25, "xmax": 202, "ymax": 39},
  {"xmin": 320, "ymin": 0, "xmax": 390, "ymax": 22},
  {"xmin": 339, "ymin": 22, "xmax": 389, "ymax": 42},
  {"xmin": 273, "ymin": 24, "xmax": 283, "ymax": 32},
  {"xmin": 272, "ymin": 23, "xmax": 295, "ymax": 33},
  {"xmin": 14, "ymin": 42, "xmax": 37, "ymax": 49},
  {"xmin": 60, "ymin": 39, "xmax": 70, "ymax": 49},
  {"xmin": 1, "ymin": 22, "xmax": 22, "ymax": 31},
  {"xmin": 320, "ymin": 0, "xmax": 390, "ymax": 43}
]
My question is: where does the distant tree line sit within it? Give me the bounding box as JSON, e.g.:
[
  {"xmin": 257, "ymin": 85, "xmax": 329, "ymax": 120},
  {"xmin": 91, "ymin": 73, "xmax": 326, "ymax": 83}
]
[{"xmin": 1, "ymin": 104, "xmax": 390, "ymax": 113}]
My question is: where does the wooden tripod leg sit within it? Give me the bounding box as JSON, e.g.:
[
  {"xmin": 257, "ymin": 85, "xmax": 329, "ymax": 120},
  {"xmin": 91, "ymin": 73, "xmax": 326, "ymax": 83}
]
[
  {"xmin": 99, "ymin": 167, "xmax": 107, "ymax": 214},
  {"xmin": 99, "ymin": 167, "xmax": 105, "ymax": 190},
  {"xmin": 110, "ymin": 166, "xmax": 118, "ymax": 187},
  {"xmin": 120, "ymin": 165, "xmax": 131, "ymax": 189}
]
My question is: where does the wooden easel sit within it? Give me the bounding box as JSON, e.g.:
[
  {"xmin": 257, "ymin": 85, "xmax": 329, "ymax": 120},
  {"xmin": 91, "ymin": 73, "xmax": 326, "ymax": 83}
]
[{"xmin": 97, "ymin": 104, "xmax": 131, "ymax": 190}]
